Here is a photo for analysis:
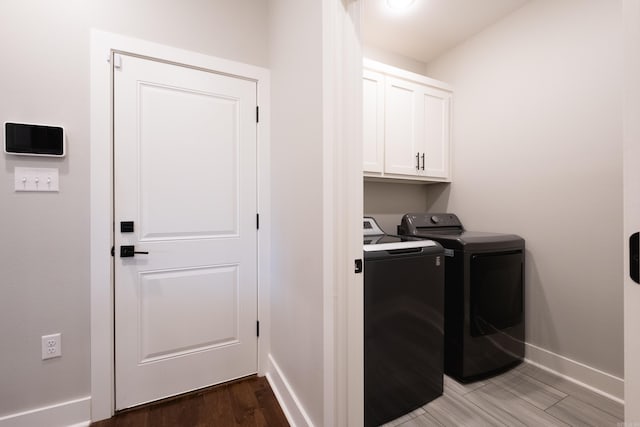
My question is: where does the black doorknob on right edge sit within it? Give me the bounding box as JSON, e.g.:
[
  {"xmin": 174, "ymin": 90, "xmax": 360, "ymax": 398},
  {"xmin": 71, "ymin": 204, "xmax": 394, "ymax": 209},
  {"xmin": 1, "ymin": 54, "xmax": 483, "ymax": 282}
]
[{"xmin": 630, "ymin": 233, "xmax": 639, "ymax": 284}]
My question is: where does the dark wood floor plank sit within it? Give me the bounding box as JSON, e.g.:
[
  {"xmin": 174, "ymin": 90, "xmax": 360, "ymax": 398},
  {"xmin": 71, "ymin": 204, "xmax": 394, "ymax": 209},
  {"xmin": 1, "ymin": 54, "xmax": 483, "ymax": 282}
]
[
  {"xmin": 228, "ymin": 378, "xmax": 269, "ymax": 426},
  {"xmin": 251, "ymin": 376, "xmax": 289, "ymax": 427},
  {"xmin": 90, "ymin": 375, "xmax": 289, "ymax": 427},
  {"xmin": 202, "ymin": 384, "xmax": 236, "ymax": 426},
  {"xmin": 91, "ymin": 405, "xmax": 150, "ymax": 427},
  {"xmin": 144, "ymin": 399, "xmax": 166, "ymax": 427},
  {"xmin": 158, "ymin": 394, "xmax": 205, "ymax": 427},
  {"xmin": 114, "ymin": 409, "xmax": 150, "ymax": 427}
]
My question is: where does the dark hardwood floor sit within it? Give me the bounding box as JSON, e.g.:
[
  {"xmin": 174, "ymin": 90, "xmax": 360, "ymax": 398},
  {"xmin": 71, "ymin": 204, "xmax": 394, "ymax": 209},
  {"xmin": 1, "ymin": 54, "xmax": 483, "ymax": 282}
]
[{"xmin": 91, "ymin": 375, "xmax": 289, "ymax": 427}]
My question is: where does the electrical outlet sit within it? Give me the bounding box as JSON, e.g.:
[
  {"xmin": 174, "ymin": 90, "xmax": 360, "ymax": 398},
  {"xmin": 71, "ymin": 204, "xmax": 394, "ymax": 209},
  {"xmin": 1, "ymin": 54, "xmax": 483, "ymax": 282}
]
[{"xmin": 41, "ymin": 333, "xmax": 62, "ymax": 360}]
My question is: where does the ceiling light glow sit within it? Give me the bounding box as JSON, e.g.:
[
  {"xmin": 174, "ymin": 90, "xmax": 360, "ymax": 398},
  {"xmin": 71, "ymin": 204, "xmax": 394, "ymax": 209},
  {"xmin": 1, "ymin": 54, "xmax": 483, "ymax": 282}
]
[{"xmin": 386, "ymin": 0, "xmax": 416, "ymax": 12}]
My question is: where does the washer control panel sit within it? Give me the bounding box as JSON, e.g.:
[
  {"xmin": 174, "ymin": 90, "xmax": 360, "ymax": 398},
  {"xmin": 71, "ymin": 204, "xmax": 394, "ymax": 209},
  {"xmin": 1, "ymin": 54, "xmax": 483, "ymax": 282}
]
[{"xmin": 363, "ymin": 217, "xmax": 385, "ymax": 236}]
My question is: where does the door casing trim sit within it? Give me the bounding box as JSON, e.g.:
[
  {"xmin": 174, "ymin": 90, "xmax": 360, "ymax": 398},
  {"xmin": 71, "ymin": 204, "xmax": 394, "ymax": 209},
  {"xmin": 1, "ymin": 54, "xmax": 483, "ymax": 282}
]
[{"xmin": 90, "ymin": 29, "xmax": 271, "ymax": 421}]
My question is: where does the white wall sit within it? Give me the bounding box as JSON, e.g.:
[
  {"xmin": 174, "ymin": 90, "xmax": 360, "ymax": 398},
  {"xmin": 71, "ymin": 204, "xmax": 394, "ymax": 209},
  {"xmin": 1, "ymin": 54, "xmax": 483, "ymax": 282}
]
[
  {"xmin": 268, "ymin": 1, "xmax": 325, "ymax": 425},
  {"xmin": 425, "ymin": 0, "xmax": 623, "ymax": 378},
  {"xmin": 364, "ymin": 181, "xmax": 449, "ymax": 233},
  {"xmin": 0, "ymin": 0, "xmax": 268, "ymax": 418}
]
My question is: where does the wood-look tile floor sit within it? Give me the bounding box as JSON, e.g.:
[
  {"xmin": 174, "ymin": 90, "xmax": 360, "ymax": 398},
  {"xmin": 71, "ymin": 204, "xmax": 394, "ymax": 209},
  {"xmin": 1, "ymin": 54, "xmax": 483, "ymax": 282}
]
[
  {"xmin": 383, "ymin": 362, "xmax": 624, "ymax": 427},
  {"xmin": 90, "ymin": 375, "xmax": 289, "ymax": 427}
]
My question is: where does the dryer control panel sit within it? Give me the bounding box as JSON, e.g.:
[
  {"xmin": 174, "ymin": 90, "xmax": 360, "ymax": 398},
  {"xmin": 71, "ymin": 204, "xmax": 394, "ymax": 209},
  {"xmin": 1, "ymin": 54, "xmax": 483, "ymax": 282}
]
[{"xmin": 400, "ymin": 213, "xmax": 462, "ymax": 233}]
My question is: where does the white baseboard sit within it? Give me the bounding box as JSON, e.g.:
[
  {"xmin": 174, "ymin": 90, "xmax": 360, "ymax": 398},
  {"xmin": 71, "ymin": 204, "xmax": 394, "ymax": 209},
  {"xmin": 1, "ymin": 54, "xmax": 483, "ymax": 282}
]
[
  {"xmin": 0, "ymin": 396, "xmax": 91, "ymax": 427},
  {"xmin": 525, "ymin": 342, "xmax": 624, "ymax": 402},
  {"xmin": 266, "ymin": 354, "xmax": 315, "ymax": 427}
]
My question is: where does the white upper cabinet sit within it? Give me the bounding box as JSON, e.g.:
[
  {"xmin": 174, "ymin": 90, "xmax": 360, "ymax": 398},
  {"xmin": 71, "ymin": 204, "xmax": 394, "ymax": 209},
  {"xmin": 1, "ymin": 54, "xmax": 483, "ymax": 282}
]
[
  {"xmin": 363, "ymin": 69, "xmax": 385, "ymax": 173},
  {"xmin": 363, "ymin": 59, "xmax": 452, "ymax": 182},
  {"xmin": 384, "ymin": 76, "xmax": 422, "ymax": 176},
  {"xmin": 421, "ymin": 85, "xmax": 451, "ymax": 179}
]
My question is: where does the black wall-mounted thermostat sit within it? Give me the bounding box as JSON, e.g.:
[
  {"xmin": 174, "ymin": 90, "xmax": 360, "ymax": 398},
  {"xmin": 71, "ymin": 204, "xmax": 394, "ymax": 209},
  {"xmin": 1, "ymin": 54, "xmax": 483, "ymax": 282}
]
[{"xmin": 4, "ymin": 122, "xmax": 65, "ymax": 157}]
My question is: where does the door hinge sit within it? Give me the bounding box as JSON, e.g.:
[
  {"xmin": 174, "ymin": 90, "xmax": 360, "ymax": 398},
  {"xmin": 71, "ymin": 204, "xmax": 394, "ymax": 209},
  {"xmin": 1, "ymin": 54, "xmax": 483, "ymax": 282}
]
[
  {"xmin": 256, "ymin": 106, "xmax": 259, "ymax": 123},
  {"xmin": 256, "ymin": 321, "xmax": 260, "ymax": 337},
  {"xmin": 110, "ymin": 246, "xmax": 115, "ymax": 257},
  {"xmin": 113, "ymin": 53, "xmax": 122, "ymax": 69},
  {"xmin": 256, "ymin": 213, "xmax": 260, "ymax": 230}
]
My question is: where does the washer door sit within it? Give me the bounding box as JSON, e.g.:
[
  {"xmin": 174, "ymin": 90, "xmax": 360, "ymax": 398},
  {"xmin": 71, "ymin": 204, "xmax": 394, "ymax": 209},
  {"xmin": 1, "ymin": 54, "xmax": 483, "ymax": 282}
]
[{"xmin": 469, "ymin": 251, "xmax": 523, "ymax": 337}]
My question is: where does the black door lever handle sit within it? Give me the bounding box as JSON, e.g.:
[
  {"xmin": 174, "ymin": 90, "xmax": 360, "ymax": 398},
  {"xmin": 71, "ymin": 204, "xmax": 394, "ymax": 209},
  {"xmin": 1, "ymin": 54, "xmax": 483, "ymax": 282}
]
[
  {"xmin": 120, "ymin": 245, "xmax": 149, "ymax": 258},
  {"xmin": 631, "ymin": 233, "xmax": 639, "ymax": 284}
]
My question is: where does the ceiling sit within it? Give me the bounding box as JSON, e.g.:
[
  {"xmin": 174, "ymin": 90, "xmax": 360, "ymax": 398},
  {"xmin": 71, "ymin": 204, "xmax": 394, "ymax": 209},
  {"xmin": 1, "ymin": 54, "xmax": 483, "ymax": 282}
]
[{"xmin": 362, "ymin": 0, "xmax": 531, "ymax": 64}]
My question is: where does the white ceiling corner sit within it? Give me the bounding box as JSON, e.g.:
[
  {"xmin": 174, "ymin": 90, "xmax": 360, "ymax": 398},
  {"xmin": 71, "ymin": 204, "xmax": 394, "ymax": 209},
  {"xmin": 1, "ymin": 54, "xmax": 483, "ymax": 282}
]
[{"xmin": 362, "ymin": 0, "xmax": 531, "ymax": 64}]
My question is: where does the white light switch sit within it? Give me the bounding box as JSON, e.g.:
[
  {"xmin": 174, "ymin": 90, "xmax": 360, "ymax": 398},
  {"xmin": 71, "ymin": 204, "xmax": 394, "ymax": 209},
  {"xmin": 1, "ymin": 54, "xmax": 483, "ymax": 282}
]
[{"xmin": 14, "ymin": 167, "xmax": 59, "ymax": 192}]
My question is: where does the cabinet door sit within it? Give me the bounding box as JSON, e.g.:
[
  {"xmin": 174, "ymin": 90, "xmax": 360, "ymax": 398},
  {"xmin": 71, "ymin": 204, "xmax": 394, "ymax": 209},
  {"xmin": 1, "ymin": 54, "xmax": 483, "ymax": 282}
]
[
  {"xmin": 421, "ymin": 87, "xmax": 451, "ymax": 179},
  {"xmin": 384, "ymin": 76, "xmax": 423, "ymax": 176},
  {"xmin": 363, "ymin": 70, "xmax": 385, "ymax": 173}
]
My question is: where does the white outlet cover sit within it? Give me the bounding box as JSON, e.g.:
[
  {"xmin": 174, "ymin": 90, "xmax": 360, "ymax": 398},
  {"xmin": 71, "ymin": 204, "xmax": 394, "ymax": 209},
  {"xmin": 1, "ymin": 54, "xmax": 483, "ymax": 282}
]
[
  {"xmin": 15, "ymin": 167, "xmax": 59, "ymax": 192},
  {"xmin": 41, "ymin": 333, "xmax": 62, "ymax": 360}
]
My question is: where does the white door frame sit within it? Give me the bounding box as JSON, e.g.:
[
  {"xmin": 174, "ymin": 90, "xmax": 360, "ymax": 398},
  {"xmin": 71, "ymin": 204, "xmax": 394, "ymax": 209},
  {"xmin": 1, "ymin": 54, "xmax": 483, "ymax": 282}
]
[
  {"xmin": 624, "ymin": 0, "xmax": 640, "ymax": 420},
  {"xmin": 322, "ymin": 1, "xmax": 364, "ymax": 425},
  {"xmin": 89, "ymin": 30, "xmax": 271, "ymax": 422}
]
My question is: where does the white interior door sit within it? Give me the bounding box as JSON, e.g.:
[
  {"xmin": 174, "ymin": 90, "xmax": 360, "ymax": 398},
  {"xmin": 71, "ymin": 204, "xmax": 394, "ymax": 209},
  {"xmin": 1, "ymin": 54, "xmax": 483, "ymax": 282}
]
[{"xmin": 113, "ymin": 53, "xmax": 258, "ymax": 410}]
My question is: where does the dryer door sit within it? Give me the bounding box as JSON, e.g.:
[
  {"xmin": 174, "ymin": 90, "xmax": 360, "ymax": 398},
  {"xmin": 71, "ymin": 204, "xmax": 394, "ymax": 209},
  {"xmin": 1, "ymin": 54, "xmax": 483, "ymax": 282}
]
[{"xmin": 469, "ymin": 251, "xmax": 523, "ymax": 337}]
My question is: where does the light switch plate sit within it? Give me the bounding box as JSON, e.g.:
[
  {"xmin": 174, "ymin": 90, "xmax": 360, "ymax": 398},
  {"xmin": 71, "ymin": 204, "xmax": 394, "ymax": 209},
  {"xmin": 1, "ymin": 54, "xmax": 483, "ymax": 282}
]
[{"xmin": 14, "ymin": 167, "xmax": 59, "ymax": 192}]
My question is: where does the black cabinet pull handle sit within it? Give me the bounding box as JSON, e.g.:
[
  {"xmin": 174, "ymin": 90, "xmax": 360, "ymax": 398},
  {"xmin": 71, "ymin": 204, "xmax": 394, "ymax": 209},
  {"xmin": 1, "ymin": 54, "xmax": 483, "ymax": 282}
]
[
  {"xmin": 421, "ymin": 152, "xmax": 425, "ymax": 170},
  {"xmin": 120, "ymin": 245, "xmax": 149, "ymax": 258},
  {"xmin": 416, "ymin": 152, "xmax": 420, "ymax": 170}
]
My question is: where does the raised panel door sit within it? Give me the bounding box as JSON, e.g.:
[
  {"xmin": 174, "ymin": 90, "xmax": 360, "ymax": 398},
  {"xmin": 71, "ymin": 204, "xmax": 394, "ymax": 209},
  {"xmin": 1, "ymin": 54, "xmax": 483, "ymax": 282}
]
[
  {"xmin": 384, "ymin": 76, "xmax": 424, "ymax": 176},
  {"xmin": 422, "ymin": 87, "xmax": 451, "ymax": 179},
  {"xmin": 113, "ymin": 54, "xmax": 257, "ymax": 410},
  {"xmin": 363, "ymin": 70, "xmax": 385, "ymax": 173}
]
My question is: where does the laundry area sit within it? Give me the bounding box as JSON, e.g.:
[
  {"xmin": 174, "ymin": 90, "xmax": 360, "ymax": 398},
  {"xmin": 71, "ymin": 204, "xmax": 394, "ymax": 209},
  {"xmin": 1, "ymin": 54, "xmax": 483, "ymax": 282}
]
[{"xmin": 360, "ymin": 0, "xmax": 626, "ymax": 425}]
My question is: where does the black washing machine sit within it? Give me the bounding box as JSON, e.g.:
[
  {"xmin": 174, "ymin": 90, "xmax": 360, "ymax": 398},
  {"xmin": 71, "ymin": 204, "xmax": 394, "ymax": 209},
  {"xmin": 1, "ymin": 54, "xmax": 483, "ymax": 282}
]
[
  {"xmin": 398, "ymin": 213, "xmax": 524, "ymax": 383},
  {"xmin": 363, "ymin": 217, "xmax": 444, "ymax": 426}
]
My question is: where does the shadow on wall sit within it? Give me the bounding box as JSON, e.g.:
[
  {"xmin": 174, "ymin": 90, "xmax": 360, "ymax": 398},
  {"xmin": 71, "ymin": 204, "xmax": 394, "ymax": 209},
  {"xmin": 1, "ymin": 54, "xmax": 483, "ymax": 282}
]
[
  {"xmin": 363, "ymin": 180, "xmax": 451, "ymax": 233},
  {"xmin": 523, "ymin": 248, "xmax": 558, "ymax": 354}
]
